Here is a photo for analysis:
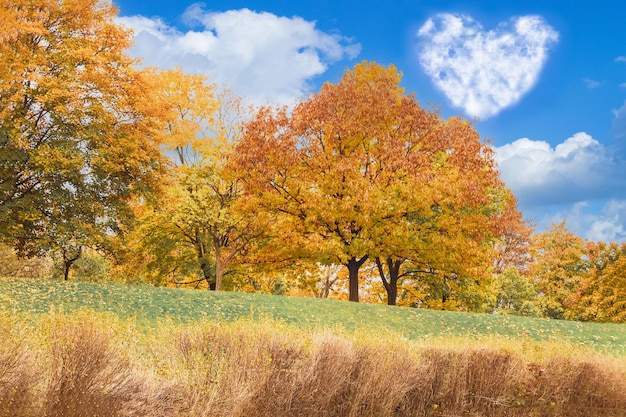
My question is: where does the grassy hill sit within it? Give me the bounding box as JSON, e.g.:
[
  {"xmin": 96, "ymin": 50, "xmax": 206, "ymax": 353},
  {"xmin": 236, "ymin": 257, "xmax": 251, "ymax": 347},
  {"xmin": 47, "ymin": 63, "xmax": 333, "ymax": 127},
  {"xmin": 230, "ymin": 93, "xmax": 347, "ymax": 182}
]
[{"xmin": 1, "ymin": 277, "xmax": 624, "ymax": 355}]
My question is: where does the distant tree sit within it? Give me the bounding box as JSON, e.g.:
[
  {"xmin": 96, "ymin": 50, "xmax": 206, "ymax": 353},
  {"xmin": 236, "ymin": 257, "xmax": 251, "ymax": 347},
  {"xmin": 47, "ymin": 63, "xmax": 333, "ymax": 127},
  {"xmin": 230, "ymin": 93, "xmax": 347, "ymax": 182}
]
[
  {"xmin": 493, "ymin": 267, "xmax": 541, "ymax": 317},
  {"xmin": 529, "ymin": 221, "xmax": 589, "ymax": 319},
  {"xmin": 492, "ymin": 193, "xmax": 534, "ymax": 275},
  {"xmin": 294, "ymin": 264, "xmax": 345, "ymax": 299},
  {"xmin": 568, "ymin": 242, "xmax": 626, "ymax": 323}
]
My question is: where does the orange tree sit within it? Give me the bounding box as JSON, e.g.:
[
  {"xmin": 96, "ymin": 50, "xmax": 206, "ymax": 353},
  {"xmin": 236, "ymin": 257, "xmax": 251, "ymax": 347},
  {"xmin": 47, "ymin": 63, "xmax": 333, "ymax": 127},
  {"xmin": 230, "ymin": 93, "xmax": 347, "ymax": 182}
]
[
  {"xmin": 371, "ymin": 126, "xmax": 523, "ymax": 307},
  {"xmin": 492, "ymin": 193, "xmax": 534, "ymax": 275},
  {"xmin": 232, "ymin": 61, "xmax": 515, "ymax": 303},
  {"xmin": 0, "ymin": 0, "xmax": 170, "ymax": 275}
]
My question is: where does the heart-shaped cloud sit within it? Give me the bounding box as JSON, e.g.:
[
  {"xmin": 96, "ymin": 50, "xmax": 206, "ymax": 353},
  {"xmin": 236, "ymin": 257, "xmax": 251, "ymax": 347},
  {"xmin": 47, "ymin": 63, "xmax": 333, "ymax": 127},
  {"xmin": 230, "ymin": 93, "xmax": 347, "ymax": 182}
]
[{"xmin": 417, "ymin": 14, "xmax": 559, "ymax": 119}]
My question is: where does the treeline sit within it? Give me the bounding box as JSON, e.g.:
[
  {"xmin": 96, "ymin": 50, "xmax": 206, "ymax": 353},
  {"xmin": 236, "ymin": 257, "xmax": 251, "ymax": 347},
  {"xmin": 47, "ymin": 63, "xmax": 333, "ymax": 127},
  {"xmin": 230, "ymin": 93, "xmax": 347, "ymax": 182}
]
[{"xmin": 1, "ymin": 1, "xmax": 624, "ymax": 322}]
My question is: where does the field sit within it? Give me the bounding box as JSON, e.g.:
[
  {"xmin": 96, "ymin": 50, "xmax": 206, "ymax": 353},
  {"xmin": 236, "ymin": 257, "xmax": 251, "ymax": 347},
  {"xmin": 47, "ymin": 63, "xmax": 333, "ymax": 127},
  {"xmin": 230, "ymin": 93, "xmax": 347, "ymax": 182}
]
[
  {"xmin": 1, "ymin": 277, "xmax": 625, "ymax": 417},
  {"xmin": 1, "ymin": 278, "xmax": 624, "ymax": 354}
]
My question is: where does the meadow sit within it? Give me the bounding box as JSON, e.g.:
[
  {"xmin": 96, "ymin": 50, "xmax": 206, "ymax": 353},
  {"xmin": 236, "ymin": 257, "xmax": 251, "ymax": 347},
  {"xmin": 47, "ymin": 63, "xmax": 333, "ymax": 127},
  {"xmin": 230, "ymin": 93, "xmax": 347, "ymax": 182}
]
[
  {"xmin": 1, "ymin": 278, "xmax": 624, "ymax": 354},
  {"xmin": 1, "ymin": 277, "xmax": 625, "ymax": 416}
]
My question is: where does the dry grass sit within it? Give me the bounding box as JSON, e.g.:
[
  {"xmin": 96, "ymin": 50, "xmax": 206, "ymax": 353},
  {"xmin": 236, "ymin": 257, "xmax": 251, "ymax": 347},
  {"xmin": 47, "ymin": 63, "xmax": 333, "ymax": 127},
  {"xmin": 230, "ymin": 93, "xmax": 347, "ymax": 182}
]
[
  {"xmin": 0, "ymin": 311, "xmax": 624, "ymax": 417},
  {"xmin": 39, "ymin": 313, "xmax": 150, "ymax": 417},
  {"xmin": 0, "ymin": 312, "xmax": 40, "ymax": 417}
]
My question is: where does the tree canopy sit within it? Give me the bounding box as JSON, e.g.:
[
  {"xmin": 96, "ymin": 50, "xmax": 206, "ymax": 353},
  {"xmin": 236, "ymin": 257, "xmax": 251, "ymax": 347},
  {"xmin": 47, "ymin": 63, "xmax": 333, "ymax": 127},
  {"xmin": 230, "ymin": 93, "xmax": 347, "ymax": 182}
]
[
  {"xmin": 233, "ymin": 61, "xmax": 518, "ymax": 302},
  {"xmin": 0, "ymin": 0, "xmax": 170, "ymax": 267}
]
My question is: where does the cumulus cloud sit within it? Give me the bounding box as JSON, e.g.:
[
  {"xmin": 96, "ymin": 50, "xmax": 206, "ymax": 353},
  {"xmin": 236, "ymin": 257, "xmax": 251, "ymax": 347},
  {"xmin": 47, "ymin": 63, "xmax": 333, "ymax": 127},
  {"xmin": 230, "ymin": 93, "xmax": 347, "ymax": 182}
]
[
  {"xmin": 117, "ymin": 6, "xmax": 360, "ymax": 105},
  {"xmin": 616, "ymin": 56, "xmax": 626, "ymax": 63},
  {"xmin": 494, "ymin": 132, "xmax": 617, "ymax": 206},
  {"xmin": 417, "ymin": 14, "xmax": 558, "ymax": 119}
]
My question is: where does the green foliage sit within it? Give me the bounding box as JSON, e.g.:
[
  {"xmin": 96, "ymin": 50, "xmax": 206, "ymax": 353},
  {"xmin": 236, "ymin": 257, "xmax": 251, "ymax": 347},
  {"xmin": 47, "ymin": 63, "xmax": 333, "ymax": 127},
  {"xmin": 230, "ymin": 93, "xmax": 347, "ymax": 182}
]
[
  {"xmin": 50, "ymin": 249, "xmax": 111, "ymax": 283},
  {"xmin": 398, "ymin": 269, "xmax": 496, "ymax": 312},
  {"xmin": 494, "ymin": 267, "xmax": 541, "ymax": 317}
]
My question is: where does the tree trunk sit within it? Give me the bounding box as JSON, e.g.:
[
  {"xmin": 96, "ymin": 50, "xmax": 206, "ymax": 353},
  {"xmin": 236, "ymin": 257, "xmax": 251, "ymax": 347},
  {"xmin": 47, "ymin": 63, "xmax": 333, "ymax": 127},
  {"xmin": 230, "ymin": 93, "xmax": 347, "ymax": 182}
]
[
  {"xmin": 63, "ymin": 260, "xmax": 71, "ymax": 281},
  {"xmin": 195, "ymin": 229, "xmax": 216, "ymax": 290},
  {"xmin": 376, "ymin": 257, "xmax": 402, "ymax": 306},
  {"xmin": 199, "ymin": 261, "xmax": 216, "ymax": 290},
  {"xmin": 346, "ymin": 256, "xmax": 367, "ymax": 302},
  {"xmin": 387, "ymin": 277, "xmax": 398, "ymax": 305},
  {"xmin": 62, "ymin": 246, "xmax": 82, "ymax": 281},
  {"xmin": 214, "ymin": 242, "xmax": 224, "ymax": 291}
]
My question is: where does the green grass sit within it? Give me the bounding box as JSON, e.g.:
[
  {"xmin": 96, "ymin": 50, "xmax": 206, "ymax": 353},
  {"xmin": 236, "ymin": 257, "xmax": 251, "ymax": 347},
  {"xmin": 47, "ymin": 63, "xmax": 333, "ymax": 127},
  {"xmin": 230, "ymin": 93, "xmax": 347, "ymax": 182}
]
[{"xmin": 1, "ymin": 277, "xmax": 625, "ymax": 355}]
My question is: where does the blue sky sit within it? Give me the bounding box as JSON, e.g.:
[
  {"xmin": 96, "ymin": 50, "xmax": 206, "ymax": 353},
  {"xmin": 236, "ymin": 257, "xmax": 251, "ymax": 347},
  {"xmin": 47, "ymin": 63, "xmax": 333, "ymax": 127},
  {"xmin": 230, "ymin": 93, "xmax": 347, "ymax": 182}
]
[{"xmin": 113, "ymin": 0, "xmax": 626, "ymax": 242}]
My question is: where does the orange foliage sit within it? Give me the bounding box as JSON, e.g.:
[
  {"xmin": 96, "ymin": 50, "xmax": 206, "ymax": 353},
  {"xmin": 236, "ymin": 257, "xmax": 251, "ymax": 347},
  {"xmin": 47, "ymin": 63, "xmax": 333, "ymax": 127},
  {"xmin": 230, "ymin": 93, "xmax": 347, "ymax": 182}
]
[{"xmin": 233, "ymin": 61, "xmax": 516, "ymax": 304}]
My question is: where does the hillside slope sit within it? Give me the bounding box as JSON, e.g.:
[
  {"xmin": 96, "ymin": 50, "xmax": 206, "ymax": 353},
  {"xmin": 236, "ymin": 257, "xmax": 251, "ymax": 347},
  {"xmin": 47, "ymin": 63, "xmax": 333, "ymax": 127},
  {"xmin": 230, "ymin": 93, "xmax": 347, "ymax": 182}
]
[{"xmin": 1, "ymin": 278, "xmax": 624, "ymax": 354}]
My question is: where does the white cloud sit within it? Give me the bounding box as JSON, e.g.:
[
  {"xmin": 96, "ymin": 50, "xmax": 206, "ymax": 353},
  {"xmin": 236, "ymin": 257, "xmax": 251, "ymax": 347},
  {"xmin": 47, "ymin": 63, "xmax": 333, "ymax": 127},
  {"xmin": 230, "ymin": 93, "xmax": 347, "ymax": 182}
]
[
  {"xmin": 582, "ymin": 78, "xmax": 600, "ymax": 89},
  {"xmin": 586, "ymin": 201, "xmax": 626, "ymax": 242},
  {"xmin": 616, "ymin": 56, "xmax": 626, "ymax": 63},
  {"xmin": 417, "ymin": 14, "xmax": 558, "ymax": 119},
  {"xmin": 117, "ymin": 7, "xmax": 360, "ymax": 105},
  {"xmin": 552, "ymin": 201, "xmax": 626, "ymax": 242},
  {"xmin": 612, "ymin": 101, "xmax": 626, "ymax": 139},
  {"xmin": 494, "ymin": 132, "xmax": 615, "ymax": 206}
]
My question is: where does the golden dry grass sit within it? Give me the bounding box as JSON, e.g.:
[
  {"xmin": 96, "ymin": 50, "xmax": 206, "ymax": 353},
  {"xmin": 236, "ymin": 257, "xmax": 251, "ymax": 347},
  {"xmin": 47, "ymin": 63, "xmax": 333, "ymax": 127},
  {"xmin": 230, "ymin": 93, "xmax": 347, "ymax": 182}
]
[{"xmin": 1, "ymin": 310, "xmax": 624, "ymax": 417}]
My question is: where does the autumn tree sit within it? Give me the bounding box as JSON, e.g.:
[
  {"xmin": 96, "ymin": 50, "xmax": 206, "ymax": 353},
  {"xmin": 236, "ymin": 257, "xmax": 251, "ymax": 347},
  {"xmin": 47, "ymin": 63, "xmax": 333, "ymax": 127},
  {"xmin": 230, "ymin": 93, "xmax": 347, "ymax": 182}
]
[
  {"xmin": 371, "ymin": 120, "xmax": 523, "ymax": 307},
  {"xmin": 492, "ymin": 192, "xmax": 534, "ymax": 275},
  {"xmin": 123, "ymin": 77, "xmax": 259, "ymax": 290},
  {"xmin": 0, "ymin": 0, "xmax": 170, "ymax": 274},
  {"xmin": 492, "ymin": 266, "xmax": 541, "ymax": 316},
  {"xmin": 128, "ymin": 68, "xmax": 219, "ymax": 287},
  {"xmin": 235, "ymin": 62, "xmax": 407, "ymax": 301},
  {"xmin": 529, "ymin": 221, "xmax": 589, "ymax": 319},
  {"xmin": 234, "ymin": 61, "xmax": 511, "ymax": 303},
  {"xmin": 568, "ymin": 241, "xmax": 626, "ymax": 323}
]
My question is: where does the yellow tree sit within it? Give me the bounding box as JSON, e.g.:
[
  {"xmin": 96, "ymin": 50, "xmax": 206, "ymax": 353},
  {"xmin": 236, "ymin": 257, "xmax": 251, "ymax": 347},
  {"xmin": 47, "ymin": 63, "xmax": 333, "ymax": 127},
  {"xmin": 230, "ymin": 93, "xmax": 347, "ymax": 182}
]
[
  {"xmin": 568, "ymin": 242, "xmax": 626, "ymax": 323},
  {"xmin": 0, "ymin": 0, "xmax": 170, "ymax": 275},
  {"xmin": 234, "ymin": 61, "xmax": 509, "ymax": 303},
  {"xmin": 126, "ymin": 77, "xmax": 258, "ymax": 290},
  {"xmin": 529, "ymin": 221, "xmax": 589, "ymax": 319}
]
